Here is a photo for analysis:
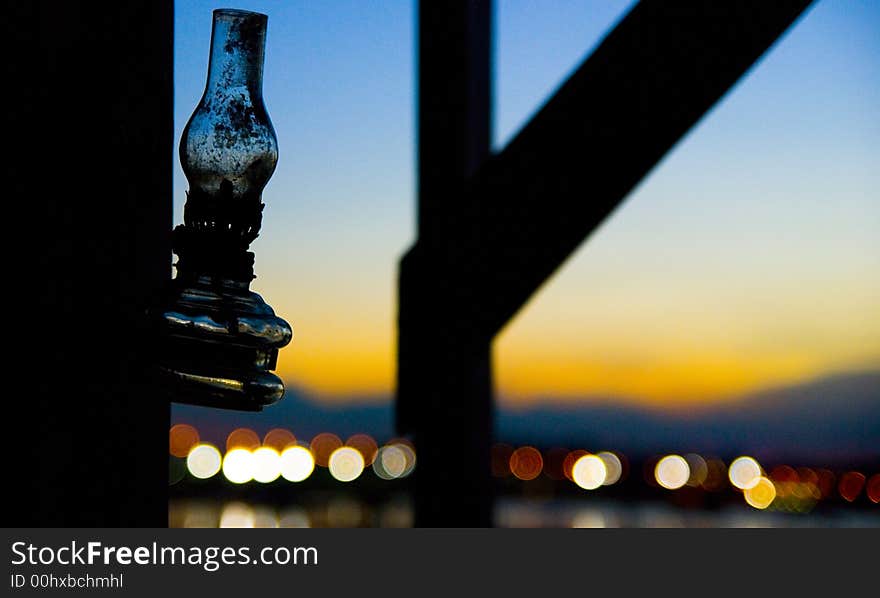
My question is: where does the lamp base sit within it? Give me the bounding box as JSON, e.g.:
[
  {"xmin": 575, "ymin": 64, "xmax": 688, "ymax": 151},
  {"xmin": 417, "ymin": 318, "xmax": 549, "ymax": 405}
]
[{"xmin": 154, "ymin": 275, "xmax": 293, "ymax": 411}]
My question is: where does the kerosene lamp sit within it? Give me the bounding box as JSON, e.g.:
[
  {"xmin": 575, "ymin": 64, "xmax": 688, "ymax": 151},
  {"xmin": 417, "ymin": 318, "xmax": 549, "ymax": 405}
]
[{"xmin": 155, "ymin": 9, "xmax": 292, "ymax": 411}]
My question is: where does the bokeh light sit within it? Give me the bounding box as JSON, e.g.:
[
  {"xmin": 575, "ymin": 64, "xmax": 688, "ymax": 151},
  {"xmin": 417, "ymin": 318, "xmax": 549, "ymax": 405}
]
[
  {"xmin": 491, "ymin": 443, "xmax": 514, "ymax": 478},
  {"xmin": 866, "ymin": 474, "xmax": 880, "ymax": 504},
  {"xmin": 798, "ymin": 468, "xmax": 819, "ymax": 490},
  {"xmin": 279, "ymin": 507, "xmax": 311, "ymax": 528},
  {"xmin": 262, "ymin": 428, "xmax": 297, "ymax": 451},
  {"xmin": 252, "ymin": 505, "xmax": 279, "ymax": 528},
  {"xmin": 838, "ymin": 472, "xmax": 866, "ymax": 502},
  {"xmin": 729, "ymin": 456, "xmax": 762, "ymax": 490},
  {"xmin": 655, "ymin": 455, "xmax": 690, "ymax": 490},
  {"xmin": 597, "ymin": 451, "xmax": 623, "ymax": 486},
  {"xmin": 251, "ymin": 446, "xmax": 282, "ymax": 483},
  {"xmin": 571, "ymin": 510, "xmax": 607, "ymax": 528},
  {"xmin": 376, "ymin": 445, "xmax": 406, "ymax": 479},
  {"xmin": 326, "ymin": 497, "xmax": 363, "ymax": 527},
  {"xmin": 684, "ymin": 453, "xmax": 708, "ymax": 487},
  {"xmin": 328, "ymin": 446, "xmax": 365, "ymax": 482},
  {"xmin": 346, "ymin": 434, "xmax": 379, "ymax": 465},
  {"xmin": 510, "ymin": 446, "xmax": 543, "ymax": 481},
  {"xmin": 310, "ymin": 433, "xmax": 343, "ymax": 467},
  {"xmin": 169, "ymin": 424, "xmax": 200, "ymax": 458},
  {"xmin": 744, "ymin": 476, "xmax": 777, "ymax": 509},
  {"xmin": 279, "ymin": 445, "xmax": 315, "ymax": 482},
  {"xmin": 222, "ymin": 448, "xmax": 254, "ymax": 484},
  {"xmin": 572, "ymin": 454, "xmax": 607, "ymax": 490},
  {"xmin": 563, "ymin": 450, "xmax": 588, "ymax": 482},
  {"xmin": 226, "ymin": 428, "xmax": 260, "ymax": 452},
  {"xmin": 770, "ymin": 465, "xmax": 798, "ymax": 483},
  {"xmin": 186, "ymin": 443, "xmax": 222, "ymax": 479},
  {"xmin": 389, "ymin": 442, "xmax": 417, "ymax": 478},
  {"xmin": 372, "ymin": 442, "xmax": 417, "ymax": 480},
  {"xmin": 219, "ymin": 502, "xmax": 255, "ymax": 528},
  {"xmin": 180, "ymin": 502, "xmax": 219, "ymax": 528}
]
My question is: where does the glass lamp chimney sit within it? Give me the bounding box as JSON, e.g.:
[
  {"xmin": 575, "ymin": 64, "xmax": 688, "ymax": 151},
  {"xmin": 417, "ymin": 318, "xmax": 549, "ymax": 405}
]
[{"xmin": 181, "ymin": 9, "xmax": 277, "ymax": 206}]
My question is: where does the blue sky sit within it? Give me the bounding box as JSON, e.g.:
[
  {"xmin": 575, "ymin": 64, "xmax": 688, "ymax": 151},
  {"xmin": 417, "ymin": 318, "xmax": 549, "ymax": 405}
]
[{"xmin": 173, "ymin": 1, "xmax": 879, "ymax": 407}]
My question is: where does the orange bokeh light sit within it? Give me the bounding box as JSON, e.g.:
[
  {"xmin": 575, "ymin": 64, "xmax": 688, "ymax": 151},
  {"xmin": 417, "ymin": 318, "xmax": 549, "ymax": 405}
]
[
  {"xmin": 263, "ymin": 428, "xmax": 297, "ymax": 451},
  {"xmin": 226, "ymin": 428, "xmax": 260, "ymax": 452},
  {"xmin": 815, "ymin": 468, "xmax": 836, "ymax": 498},
  {"xmin": 797, "ymin": 467, "xmax": 818, "ymax": 487},
  {"xmin": 867, "ymin": 474, "xmax": 880, "ymax": 504},
  {"xmin": 838, "ymin": 471, "xmax": 866, "ymax": 502},
  {"xmin": 310, "ymin": 433, "xmax": 343, "ymax": 467},
  {"xmin": 510, "ymin": 446, "xmax": 543, "ymax": 481},
  {"xmin": 563, "ymin": 450, "xmax": 588, "ymax": 482},
  {"xmin": 770, "ymin": 465, "xmax": 798, "ymax": 483},
  {"xmin": 346, "ymin": 434, "xmax": 379, "ymax": 465},
  {"xmin": 169, "ymin": 424, "xmax": 200, "ymax": 458}
]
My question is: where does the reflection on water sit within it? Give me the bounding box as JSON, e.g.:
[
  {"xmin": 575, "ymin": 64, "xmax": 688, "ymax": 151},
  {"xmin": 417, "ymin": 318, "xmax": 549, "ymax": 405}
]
[
  {"xmin": 169, "ymin": 496, "xmax": 879, "ymax": 528},
  {"xmin": 169, "ymin": 495, "xmax": 415, "ymax": 528},
  {"xmin": 497, "ymin": 498, "xmax": 879, "ymax": 528},
  {"xmin": 169, "ymin": 425, "xmax": 877, "ymax": 527}
]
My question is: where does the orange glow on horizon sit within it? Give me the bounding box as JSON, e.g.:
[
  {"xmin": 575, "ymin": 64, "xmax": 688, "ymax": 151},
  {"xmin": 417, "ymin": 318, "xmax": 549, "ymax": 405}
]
[
  {"xmin": 274, "ymin": 349, "xmax": 879, "ymax": 409},
  {"xmin": 265, "ymin": 275, "xmax": 879, "ymax": 408}
]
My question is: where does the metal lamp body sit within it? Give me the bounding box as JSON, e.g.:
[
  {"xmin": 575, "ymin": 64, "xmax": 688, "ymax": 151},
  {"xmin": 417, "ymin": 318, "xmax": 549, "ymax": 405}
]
[{"xmin": 157, "ymin": 9, "xmax": 291, "ymax": 411}]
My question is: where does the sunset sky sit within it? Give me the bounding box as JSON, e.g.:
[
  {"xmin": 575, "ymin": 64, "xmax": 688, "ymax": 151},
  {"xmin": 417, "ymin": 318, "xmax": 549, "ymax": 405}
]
[{"xmin": 173, "ymin": 1, "xmax": 879, "ymax": 409}]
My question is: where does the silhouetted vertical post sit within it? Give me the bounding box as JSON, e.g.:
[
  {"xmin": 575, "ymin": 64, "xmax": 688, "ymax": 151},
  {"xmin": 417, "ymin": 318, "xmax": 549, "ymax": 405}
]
[
  {"xmin": 396, "ymin": 0, "xmax": 813, "ymax": 528},
  {"xmin": 22, "ymin": 1, "xmax": 172, "ymax": 526},
  {"xmin": 397, "ymin": 0, "xmax": 494, "ymax": 526}
]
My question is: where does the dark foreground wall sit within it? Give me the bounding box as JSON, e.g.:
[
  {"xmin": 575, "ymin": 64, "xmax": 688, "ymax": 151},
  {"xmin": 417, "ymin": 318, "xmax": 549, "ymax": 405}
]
[{"xmin": 13, "ymin": 1, "xmax": 173, "ymax": 526}]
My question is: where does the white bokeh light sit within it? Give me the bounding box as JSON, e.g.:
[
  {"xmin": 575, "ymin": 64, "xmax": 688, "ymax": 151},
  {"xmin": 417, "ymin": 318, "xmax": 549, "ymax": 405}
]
[
  {"xmin": 222, "ymin": 448, "xmax": 254, "ymax": 484},
  {"xmin": 729, "ymin": 456, "xmax": 763, "ymax": 490},
  {"xmin": 251, "ymin": 447, "xmax": 282, "ymax": 483},
  {"xmin": 279, "ymin": 445, "xmax": 315, "ymax": 482},
  {"xmin": 219, "ymin": 502, "xmax": 255, "ymax": 528},
  {"xmin": 329, "ymin": 447, "xmax": 365, "ymax": 482},
  {"xmin": 597, "ymin": 451, "xmax": 623, "ymax": 486},
  {"xmin": 572, "ymin": 454, "xmax": 607, "ymax": 490},
  {"xmin": 655, "ymin": 455, "xmax": 690, "ymax": 490},
  {"xmin": 186, "ymin": 444, "xmax": 222, "ymax": 479}
]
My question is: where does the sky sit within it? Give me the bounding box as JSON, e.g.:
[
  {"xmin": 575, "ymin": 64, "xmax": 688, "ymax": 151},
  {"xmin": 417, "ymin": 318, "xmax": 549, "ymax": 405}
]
[{"xmin": 173, "ymin": 1, "xmax": 879, "ymax": 409}]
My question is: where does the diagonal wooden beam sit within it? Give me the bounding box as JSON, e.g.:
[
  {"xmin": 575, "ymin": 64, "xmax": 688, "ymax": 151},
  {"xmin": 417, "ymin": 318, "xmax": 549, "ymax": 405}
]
[
  {"xmin": 414, "ymin": 0, "xmax": 814, "ymax": 339},
  {"xmin": 398, "ymin": 0, "xmax": 813, "ymax": 526}
]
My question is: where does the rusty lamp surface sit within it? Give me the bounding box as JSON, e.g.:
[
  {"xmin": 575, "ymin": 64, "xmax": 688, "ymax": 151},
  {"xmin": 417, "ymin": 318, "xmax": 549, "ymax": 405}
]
[{"xmin": 156, "ymin": 9, "xmax": 292, "ymax": 411}]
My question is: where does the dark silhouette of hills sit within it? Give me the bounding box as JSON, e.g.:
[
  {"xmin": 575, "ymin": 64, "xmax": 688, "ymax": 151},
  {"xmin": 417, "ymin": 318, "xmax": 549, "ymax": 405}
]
[
  {"xmin": 172, "ymin": 370, "xmax": 879, "ymax": 464},
  {"xmin": 498, "ymin": 370, "xmax": 879, "ymax": 464}
]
